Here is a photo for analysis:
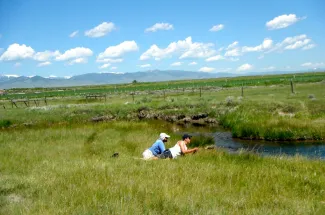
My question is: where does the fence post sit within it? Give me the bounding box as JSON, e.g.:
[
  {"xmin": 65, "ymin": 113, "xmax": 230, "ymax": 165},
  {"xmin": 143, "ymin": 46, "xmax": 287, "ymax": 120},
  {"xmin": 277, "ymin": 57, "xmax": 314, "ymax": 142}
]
[
  {"xmin": 290, "ymin": 79, "xmax": 295, "ymax": 94},
  {"xmin": 241, "ymin": 83, "xmax": 244, "ymax": 97},
  {"xmin": 132, "ymin": 92, "xmax": 135, "ymax": 103}
]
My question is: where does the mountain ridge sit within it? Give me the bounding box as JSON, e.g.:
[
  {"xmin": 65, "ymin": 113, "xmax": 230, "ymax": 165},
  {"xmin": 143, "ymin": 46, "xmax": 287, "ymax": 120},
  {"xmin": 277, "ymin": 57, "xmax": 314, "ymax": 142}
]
[{"xmin": 0, "ymin": 69, "xmax": 323, "ymax": 89}]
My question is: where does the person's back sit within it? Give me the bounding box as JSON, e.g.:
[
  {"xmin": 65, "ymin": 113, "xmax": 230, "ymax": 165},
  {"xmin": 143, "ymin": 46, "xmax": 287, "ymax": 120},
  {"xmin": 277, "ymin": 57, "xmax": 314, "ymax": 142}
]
[{"xmin": 149, "ymin": 139, "xmax": 165, "ymax": 156}]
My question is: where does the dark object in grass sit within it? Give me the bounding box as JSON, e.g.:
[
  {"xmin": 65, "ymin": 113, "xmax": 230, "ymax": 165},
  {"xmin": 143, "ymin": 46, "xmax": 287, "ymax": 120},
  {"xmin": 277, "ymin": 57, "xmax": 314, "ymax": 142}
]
[
  {"xmin": 111, "ymin": 152, "xmax": 119, "ymax": 158},
  {"xmin": 0, "ymin": 119, "xmax": 12, "ymax": 128}
]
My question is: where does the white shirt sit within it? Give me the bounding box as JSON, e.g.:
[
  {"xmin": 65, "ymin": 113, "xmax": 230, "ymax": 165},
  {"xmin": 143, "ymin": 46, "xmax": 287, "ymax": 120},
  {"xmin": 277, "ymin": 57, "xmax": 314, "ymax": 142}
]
[{"xmin": 169, "ymin": 141, "xmax": 187, "ymax": 159}]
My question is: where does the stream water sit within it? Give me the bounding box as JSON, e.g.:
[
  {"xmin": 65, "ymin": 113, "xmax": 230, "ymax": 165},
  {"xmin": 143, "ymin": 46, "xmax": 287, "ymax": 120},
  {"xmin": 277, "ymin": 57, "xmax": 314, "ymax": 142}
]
[
  {"xmin": 170, "ymin": 123, "xmax": 325, "ymax": 159},
  {"xmin": 211, "ymin": 131, "xmax": 325, "ymax": 159}
]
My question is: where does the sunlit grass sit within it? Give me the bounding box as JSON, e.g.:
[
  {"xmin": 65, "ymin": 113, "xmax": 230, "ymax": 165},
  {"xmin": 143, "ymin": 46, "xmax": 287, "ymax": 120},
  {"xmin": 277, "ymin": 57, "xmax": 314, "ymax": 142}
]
[{"xmin": 1, "ymin": 122, "xmax": 325, "ymax": 214}]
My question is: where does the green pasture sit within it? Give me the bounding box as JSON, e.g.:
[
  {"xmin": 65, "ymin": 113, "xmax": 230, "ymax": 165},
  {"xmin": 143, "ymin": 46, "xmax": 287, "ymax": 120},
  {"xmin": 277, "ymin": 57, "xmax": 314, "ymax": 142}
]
[
  {"xmin": 1, "ymin": 81, "xmax": 324, "ymax": 141},
  {"xmin": 1, "ymin": 122, "xmax": 325, "ymax": 214},
  {"xmin": 1, "ymin": 74, "xmax": 325, "ymax": 214},
  {"xmin": 2, "ymin": 71, "xmax": 324, "ymax": 100}
]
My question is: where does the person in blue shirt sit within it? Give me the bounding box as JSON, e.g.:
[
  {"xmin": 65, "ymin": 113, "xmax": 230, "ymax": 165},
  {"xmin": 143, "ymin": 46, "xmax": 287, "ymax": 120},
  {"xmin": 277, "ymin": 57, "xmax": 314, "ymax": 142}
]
[{"xmin": 142, "ymin": 133, "xmax": 170, "ymax": 160}]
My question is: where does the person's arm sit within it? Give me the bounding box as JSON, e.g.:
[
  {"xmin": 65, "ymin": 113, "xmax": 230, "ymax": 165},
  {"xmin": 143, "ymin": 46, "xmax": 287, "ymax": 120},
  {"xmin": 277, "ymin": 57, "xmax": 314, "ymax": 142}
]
[{"xmin": 179, "ymin": 141, "xmax": 198, "ymax": 154}]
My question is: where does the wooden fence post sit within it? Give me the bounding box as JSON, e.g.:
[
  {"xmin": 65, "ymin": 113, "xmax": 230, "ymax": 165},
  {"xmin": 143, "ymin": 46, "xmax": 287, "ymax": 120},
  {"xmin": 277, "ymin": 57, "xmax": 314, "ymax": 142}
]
[
  {"xmin": 241, "ymin": 83, "xmax": 244, "ymax": 97},
  {"xmin": 290, "ymin": 79, "xmax": 295, "ymax": 94}
]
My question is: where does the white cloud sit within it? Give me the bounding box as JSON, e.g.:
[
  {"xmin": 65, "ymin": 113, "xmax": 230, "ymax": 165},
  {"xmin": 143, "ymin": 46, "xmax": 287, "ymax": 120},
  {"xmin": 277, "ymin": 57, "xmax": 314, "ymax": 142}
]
[
  {"xmin": 242, "ymin": 38, "xmax": 273, "ymax": 52},
  {"xmin": 96, "ymin": 58, "xmax": 123, "ymax": 63},
  {"xmin": 171, "ymin": 62, "xmax": 182, "ymax": 66},
  {"xmin": 37, "ymin": 61, "xmax": 52, "ymax": 67},
  {"xmin": 209, "ymin": 24, "xmax": 224, "ymax": 32},
  {"xmin": 4, "ymin": 74, "xmax": 20, "ymax": 78},
  {"xmin": 140, "ymin": 37, "xmax": 216, "ymax": 60},
  {"xmin": 100, "ymin": 71, "xmax": 124, "ymax": 75},
  {"xmin": 301, "ymin": 62, "xmax": 324, "ymax": 68},
  {"xmin": 189, "ymin": 61, "xmax": 197, "ymax": 65},
  {"xmin": 111, "ymin": 66, "xmax": 117, "ymax": 70},
  {"xmin": 284, "ymin": 39, "xmax": 311, "ymax": 50},
  {"xmin": 99, "ymin": 63, "xmax": 111, "ymax": 69},
  {"xmin": 0, "ymin": 43, "xmax": 35, "ymax": 61},
  {"xmin": 49, "ymin": 75, "xmax": 57, "ymax": 78},
  {"xmin": 266, "ymin": 14, "xmax": 305, "ymax": 30},
  {"xmin": 302, "ymin": 44, "xmax": 316, "ymax": 50},
  {"xmin": 262, "ymin": 66, "xmax": 275, "ymax": 70},
  {"xmin": 85, "ymin": 22, "xmax": 115, "ymax": 38},
  {"xmin": 206, "ymin": 55, "xmax": 224, "ymax": 62},
  {"xmin": 14, "ymin": 62, "xmax": 21, "ymax": 67},
  {"xmin": 145, "ymin": 23, "xmax": 174, "ymax": 32},
  {"xmin": 224, "ymin": 41, "xmax": 241, "ymax": 57},
  {"xmin": 97, "ymin": 41, "xmax": 138, "ymax": 59},
  {"xmin": 237, "ymin": 63, "xmax": 253, "ymax": 71},
  {"xmin": 225, "ymin": 48, "xmax": 241, "ymax": 57},
  {"xmin": 69, "ymin": 30, "xmax": 79, "ymax": 38},
  {"xmin": 266, "ymin": 34, "xmax": 315, "ymax": 53},
  {"xmin": 140, "ymin": 64, "xmax": 151, "ymax": 68},
  {"xmin": 68, "ymin": 58, "xmax": 87, "ymax": 65},
  {"xmin": 258, "ymin": 55, "xmax": 264, "ymax": 59},
  {"xmin": 226, "ymin": 41, "xmax": 239, "ymax": 50},
  {"xmin": 34, "ymin": 50, "xmax": 60, "ymax": 61},
  {"xmin": 64, "ymin": 76, "xmax": 71, "ymax": 79},
  {"xmin": 56, "ymin": 47, "xmax": 93, "ymax": 61},
  {"xmin": 199, "ymin": 67, "xmax": 215, "ymax": 72}
]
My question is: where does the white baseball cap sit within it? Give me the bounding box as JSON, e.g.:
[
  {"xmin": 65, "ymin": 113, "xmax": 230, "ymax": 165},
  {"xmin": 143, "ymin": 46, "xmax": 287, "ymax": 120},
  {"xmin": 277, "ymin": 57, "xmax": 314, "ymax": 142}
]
[{"xmin": 159, "ymin": 133, "xmax": 170, "ymax": 140}]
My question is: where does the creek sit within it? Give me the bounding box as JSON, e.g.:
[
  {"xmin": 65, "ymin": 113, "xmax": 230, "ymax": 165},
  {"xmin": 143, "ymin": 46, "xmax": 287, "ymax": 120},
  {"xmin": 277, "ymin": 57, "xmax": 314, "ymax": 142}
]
[{"xmin": 168, "ymin": 123, "xmax": 325, "ymax": 159}]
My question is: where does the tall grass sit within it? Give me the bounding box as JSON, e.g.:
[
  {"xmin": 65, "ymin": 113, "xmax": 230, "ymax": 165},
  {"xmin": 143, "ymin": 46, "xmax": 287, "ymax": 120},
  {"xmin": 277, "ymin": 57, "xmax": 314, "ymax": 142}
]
[{"xmin": 1, "ymin": 122, "xmax": 325, "ymax": 214}]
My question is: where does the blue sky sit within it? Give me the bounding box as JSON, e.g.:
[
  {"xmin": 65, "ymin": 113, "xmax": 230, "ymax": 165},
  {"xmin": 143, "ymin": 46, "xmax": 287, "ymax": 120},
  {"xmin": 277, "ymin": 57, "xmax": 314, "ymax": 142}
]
[{"xmin": 0, "ymin": 0, "xmax": 325, "ymax": 78}]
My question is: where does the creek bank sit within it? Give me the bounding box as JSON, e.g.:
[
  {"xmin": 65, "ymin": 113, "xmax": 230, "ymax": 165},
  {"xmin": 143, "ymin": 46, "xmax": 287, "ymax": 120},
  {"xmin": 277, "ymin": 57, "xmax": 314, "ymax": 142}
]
[{"xmin": 90, "ymin": 108, "xmax": 218, "ymax": 126}]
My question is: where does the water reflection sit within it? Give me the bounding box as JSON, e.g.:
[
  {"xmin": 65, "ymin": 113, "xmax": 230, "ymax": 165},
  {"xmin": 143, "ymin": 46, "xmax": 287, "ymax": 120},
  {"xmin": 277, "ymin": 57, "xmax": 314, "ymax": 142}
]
[{"xmin": 212, "ymin": 132, "xmax": 325, "ymax": 159}]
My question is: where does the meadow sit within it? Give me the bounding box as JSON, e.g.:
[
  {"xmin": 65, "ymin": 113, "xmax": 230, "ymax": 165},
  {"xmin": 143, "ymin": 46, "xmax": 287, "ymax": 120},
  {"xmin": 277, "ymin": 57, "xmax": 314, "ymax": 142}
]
[{"xmin": 1, "ymin": 72, "xmax": 325, "ymax": 214}]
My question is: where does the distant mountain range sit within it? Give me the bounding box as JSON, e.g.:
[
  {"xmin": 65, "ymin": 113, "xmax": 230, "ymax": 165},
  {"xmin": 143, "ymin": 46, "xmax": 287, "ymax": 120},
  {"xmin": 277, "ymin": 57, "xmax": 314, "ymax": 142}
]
[{"xmin": 0, "ymin": 69, "xmax": 323, "ymax": 89}]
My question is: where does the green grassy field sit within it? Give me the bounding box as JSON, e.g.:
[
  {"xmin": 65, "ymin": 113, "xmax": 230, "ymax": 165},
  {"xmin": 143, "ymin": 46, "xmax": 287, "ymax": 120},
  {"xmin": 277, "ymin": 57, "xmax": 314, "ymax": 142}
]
[
  {"xmin": 2, "ymin": 71, "xmax": 325, "ymax": 100},
  {"xmin": 1, "ymin": 122, "xmax": 325, "ymax": 214},
  {"xmin": 1, "ymin": 74, "xmax": 325, "ymax": 214},
  {"xmin": 1, "ymin": 81, "xmax": 324, "ymax": 141}
]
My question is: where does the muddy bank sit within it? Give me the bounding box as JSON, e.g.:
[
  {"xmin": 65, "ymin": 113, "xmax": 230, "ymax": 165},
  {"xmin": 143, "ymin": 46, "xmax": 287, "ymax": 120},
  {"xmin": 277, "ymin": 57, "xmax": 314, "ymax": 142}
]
[{"xmin": 90, "ymin": 108, "xmax": 218, "ymax": 127}]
